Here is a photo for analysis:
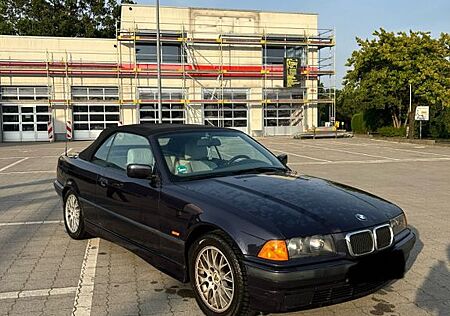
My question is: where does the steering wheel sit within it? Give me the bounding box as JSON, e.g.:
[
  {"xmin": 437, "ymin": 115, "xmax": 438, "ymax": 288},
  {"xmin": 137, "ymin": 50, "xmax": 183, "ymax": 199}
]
[{"xmin": 226, "ymin": 154, "xmax": 251, "ymax": 166}]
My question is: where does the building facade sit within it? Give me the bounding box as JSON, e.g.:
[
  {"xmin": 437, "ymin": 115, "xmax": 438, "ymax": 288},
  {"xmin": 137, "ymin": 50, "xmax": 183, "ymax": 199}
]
[{"xmin": 0, "ymin": 4, "xmax": 335, "ymax": 142}]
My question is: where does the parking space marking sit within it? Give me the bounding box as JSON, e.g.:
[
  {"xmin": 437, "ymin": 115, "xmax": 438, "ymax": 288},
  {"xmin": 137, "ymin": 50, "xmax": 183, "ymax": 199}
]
[
  {"xmin": 0, "ymin": 170, "xmax": 55, "ymax": 175},
  {"xmin": 0, "ymin": 220, "xmax": 62, "ymax": 227},
  {"xmin": 0, "ymin": 155, "xmax": 59, "ymax": 160},
  {"xmin": 61, "ymin": 148, "xmax": 73, "ymax": 156},
  {"xmin": 289, "ymin": 156, "xmax": 450, "ymax": 165},
  {"xmin": 324, "ymin": 140, "xmax": 450, "ymax": 157},
  {"xmin": 0, "ymin": 287, "xmax": 76, "ymax": 300},
  {"xmin": 0, "ymin": 157, "xmax": 29, "ymax": 172},
  {"xmin": 275, "ymin": 141, "xmax": 400, "ymax": 161},
  {"xmin": 73, "ymin": 238, "xmax": 100, "ymax": 316},
  {"xmin": 271, "ymin": 149, "xmax": 332, "ymax": 162}
]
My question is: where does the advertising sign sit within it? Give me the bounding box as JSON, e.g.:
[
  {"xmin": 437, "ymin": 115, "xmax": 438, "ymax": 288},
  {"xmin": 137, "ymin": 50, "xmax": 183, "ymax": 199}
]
[{"xmin": 283, "ymin": 57, "xmax": 302, "ymax": 88}]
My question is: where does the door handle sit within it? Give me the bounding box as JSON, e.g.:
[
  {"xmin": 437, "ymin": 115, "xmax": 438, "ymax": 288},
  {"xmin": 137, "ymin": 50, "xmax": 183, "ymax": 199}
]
[{"xmin": 99, "ymin": 177, "xmax": 108, "ymax": 187}]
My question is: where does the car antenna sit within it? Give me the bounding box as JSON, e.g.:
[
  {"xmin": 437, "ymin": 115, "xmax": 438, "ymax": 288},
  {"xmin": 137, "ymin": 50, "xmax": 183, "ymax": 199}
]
[{"xmin": 64, "ymin": 137, "xmax": 68, "ymax": 156}]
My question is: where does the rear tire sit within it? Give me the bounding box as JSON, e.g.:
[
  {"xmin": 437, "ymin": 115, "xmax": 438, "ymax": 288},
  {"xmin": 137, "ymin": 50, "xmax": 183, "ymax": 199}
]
[
  {"xmin": 189, "ymin": 231, "xmax": 253, "ymax": 316},
  {"xmin": 63, "ymin": 190, "xmax": 88, "ymax": 240}
]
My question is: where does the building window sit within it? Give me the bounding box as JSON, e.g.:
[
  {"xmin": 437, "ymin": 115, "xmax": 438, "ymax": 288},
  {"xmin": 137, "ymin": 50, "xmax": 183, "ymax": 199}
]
[
  {"xmin": 263, "ymin": 45, "xmax": 307, "ymax": 65},
  {"xmin": 136, "ymin": 43, "xmax": 182, "ymax": 63},
  {"xmin": 0, "ymin": 86, "xmax": 49, "ymax": 100},
  {"xmin": 71, "ymin": 87, "xmax": 118, "ymax": 101}
]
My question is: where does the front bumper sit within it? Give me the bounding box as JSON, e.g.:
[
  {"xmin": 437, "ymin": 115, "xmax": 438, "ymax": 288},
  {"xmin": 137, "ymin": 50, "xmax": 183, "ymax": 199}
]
[
  {"xmin": 54, "ymin": 180, "xmax": 64, "ymax": 197},
  {"xmin": 245, "ymin": 229, "xmax": 416, "ymax": 313}
]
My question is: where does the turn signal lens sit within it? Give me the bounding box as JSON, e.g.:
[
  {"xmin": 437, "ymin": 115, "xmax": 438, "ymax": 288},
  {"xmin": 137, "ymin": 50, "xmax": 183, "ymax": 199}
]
[{"xmin": 258, "ymin": 240, "xmax": 289, "ymax": 261}]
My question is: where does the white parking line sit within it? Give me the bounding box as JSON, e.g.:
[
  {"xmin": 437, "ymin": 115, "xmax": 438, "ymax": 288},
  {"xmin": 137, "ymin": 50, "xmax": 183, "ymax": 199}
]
[
  {"xmin": 0, "ymin": 170, "xmax": 55, "ymax": 175},
  {"xmin": 275, "ymin": 141, "xmax": 399, "ymax": 161},
  {"xmin": 61, "ymin": 148, "xmax": 73, "ymax": 156},
  {"xmin": 0, "ymin": 220, "xmax": 62, "ymax": 227},
  {"xmin": 289, "ymin": 157, "xmax": 450, "ymax": 165},
  {"xmin": 271, "ymin": 149, "xmax": 332, "ymax": 162},
  {"xmin": 73, "ymin": 238, "xmax": 100, "ymax": 316},
  {"xmin": 0, "ymin": 287, "xmax": 77, "ymax": 300},
  {"xmin": 0, "ymin": 157, "xmax": 29, "ymax": 172},
  {"xmin": 0, "ymin": 155, "xmax": 59, "ymax": 160},
  {"xmin": 323, "ymin": 140, "xmax": 450, "ymax": 157}
]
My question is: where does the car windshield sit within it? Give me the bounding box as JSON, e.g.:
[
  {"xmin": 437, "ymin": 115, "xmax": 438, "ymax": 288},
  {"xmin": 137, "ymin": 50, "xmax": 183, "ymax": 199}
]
[{"xmin": 157, "ymin": 130, "xmax": 286, "ymax": 180}]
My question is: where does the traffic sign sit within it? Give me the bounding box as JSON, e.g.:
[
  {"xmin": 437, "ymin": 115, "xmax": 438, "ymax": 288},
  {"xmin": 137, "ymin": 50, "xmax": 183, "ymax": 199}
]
[{"xmin": 415, "ymin": 106, "xmax": 429, "ymax": 121}]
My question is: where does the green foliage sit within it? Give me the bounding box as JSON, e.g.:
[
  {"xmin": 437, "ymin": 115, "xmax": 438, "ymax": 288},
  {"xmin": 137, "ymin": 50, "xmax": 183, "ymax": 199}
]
[
  {"xmin": 0, "ymin": 0, "xmax": 135, "ymax": 38},
  {"xmin": 342, "ymin": 29, "xmax": 450, "ymax": 134},
  {"xmin": 429, "ymin": 106, "xmax": 450, "ymax": 138},
  {"xmin": 363, "ymin": 109, "xmax": 391, "ymax": 132},
  {"xmin": 351, "ymin": 113, "xmax": 366, "ymax": 134},
  {"xmin": 377, "ymin": 126, "xmax": 407, "ymax": 137}
]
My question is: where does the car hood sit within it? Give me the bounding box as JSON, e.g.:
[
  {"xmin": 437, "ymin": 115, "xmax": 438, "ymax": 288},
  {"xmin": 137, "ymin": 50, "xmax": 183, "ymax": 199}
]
[{"xmin": 176, "ymin": 172, "xmax": 402, "ymax": 239}]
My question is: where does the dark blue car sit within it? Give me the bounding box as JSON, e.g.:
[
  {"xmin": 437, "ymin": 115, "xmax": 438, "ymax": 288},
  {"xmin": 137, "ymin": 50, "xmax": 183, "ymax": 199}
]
[{"xmin": 54, "ymin": 124, "xmax": 416, "ymax": 315}]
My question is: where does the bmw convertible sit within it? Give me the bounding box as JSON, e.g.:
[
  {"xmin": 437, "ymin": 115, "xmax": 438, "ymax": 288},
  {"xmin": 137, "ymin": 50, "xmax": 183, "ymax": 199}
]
[{"xmin": 54, "ymin": 124, "xmax": 416, "ymax": 315}]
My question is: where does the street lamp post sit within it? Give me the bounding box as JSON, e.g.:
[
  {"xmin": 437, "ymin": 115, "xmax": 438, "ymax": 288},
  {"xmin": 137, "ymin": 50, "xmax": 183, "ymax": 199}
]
[{"xmin": 156, "ymin": 0, "xmax": 162, "ymax": 124}]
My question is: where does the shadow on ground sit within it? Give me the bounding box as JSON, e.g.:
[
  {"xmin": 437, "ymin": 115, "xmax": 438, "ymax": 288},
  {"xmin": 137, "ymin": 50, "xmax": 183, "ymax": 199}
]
[{"xmin": 416, "ymin": 243, "xmax": 450, "ymax": 316}]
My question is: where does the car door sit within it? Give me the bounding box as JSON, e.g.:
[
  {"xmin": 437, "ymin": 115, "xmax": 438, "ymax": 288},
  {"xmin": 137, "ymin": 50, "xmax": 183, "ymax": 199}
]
[
  {"xmin": 95, "ymin": 132, "xmax": 160, "ymax": 252},
  {"xmin": 81, "ymin": 133, "xmax": 116, "ymax": 222}
]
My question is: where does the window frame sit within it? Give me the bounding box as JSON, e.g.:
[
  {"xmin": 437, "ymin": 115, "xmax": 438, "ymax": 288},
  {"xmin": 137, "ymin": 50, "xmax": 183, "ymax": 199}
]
[
  {"xmin": 94, "ymin": 132, "xmax": 155, "ymax": 172},
  {"xmin": 135, "ymin": 42, "xmax": 184, "ymax": 64}
]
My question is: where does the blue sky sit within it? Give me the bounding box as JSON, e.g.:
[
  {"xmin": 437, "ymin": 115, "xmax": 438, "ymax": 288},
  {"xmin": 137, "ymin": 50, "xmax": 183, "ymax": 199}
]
[{"xmin": 140, "ymin": 0, "xmax": 450, "ymax": 87}]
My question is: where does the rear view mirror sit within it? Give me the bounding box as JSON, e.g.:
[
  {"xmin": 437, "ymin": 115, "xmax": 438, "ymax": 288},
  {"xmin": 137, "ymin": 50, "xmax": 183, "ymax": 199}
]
[
  {"xmin": 277, "ymin": 153, "xmax": 288, "ymax": 165},
  {"xmin": 127, "ymin": 164, "xmax": 153, "ymax": 179},
  {"xmin": 197, "ymin": 137, "xmax": 221, "ymax": 147}
]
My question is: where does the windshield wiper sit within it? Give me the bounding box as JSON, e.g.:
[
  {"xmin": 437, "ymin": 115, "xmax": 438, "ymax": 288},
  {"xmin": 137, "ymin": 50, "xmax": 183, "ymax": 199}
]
[{"xmin": 231, "ymin": 166, "xmax": 287, "ymax": 175}]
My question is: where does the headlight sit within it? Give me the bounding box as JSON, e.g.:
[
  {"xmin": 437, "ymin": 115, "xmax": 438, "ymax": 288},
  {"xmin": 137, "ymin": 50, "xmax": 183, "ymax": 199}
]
[
  {"xmin": 390, "ymin": 213, "xmax": 407, "ymax": 235},
  {"xmin": 287, "ymin": 235, "xmax": 336, "ymax": 258}
]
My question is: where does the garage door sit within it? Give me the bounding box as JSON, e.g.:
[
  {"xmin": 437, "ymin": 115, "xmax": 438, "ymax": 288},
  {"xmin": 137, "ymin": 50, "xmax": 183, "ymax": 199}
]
[
  {"xmin": 138, "ymin": 88, "xmax": 186, "ymax": 124},
  {"xmin": 73, "ymin": 104, "xmax": 120, "ymax": 140},
  {"xmin": 263, "ymin": 89, "xmax": 303, "ymax": 136},
  {"xmin": 1, "ymin": 86, "xmax": 51, "ymax": 142},
  {"xmin": 202, "ymin": 89, "xmax": 248, "ymax": 133},
  {"xmin": 1, "ymin": 104, "xmax": 51, "ymax": 142},
  {"xmin": 72, "ymin": 87, "xmax": 120, "ymax": 140}
]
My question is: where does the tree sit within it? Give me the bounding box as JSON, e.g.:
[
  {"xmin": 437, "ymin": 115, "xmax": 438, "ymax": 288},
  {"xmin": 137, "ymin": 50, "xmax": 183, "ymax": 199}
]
[
  {"xmin": 0, "ymin": 0, "xmax": 135, "ymax": 38},
  {"xmin": 342, "ymin": 29, "xmax": 450, "ymax": 137}
]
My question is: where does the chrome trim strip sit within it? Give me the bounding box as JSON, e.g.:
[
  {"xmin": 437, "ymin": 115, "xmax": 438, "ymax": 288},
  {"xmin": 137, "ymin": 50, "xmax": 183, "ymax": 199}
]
[
  {"xmin": 345, "ymin": 229, "xmax": 375, "ymax": 257},
  {"xmin": 373, "ymin": 224, "xmax": 394, "ymax": 251}
]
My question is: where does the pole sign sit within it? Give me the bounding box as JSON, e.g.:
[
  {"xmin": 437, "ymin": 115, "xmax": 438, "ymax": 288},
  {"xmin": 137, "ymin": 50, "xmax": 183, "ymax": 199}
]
[
  {"xmin": 284, "ymin": 57, "xmax": 302, "ymax": 88},
  {"xmin": 415, "ymin": 106, "xmax": 429, "ymax": 121}
]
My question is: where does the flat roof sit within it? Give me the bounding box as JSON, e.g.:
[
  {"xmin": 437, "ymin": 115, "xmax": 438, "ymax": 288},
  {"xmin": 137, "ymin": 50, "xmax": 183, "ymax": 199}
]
[
  {"xmin": 0, "ymin": 34, "xmax": 115, "ymax": 42},
  {"xmin": 123, "ymin": 4, "xmax": 318, "ymax": 16}
]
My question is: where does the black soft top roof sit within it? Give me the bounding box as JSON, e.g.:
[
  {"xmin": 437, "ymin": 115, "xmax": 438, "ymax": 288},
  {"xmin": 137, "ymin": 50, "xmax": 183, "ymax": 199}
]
[{"xmin": 78, "ymin": 123, "xmax": 228, "ymax": 161}]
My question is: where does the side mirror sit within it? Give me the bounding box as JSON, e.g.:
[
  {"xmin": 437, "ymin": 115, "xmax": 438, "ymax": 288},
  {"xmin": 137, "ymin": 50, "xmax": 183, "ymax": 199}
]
[
  {"xmin": 127, "ymin": 164, "xmax": 153, "ymax": 179},
  {"xmin": 277, "ymin": 153, "xmax": 288, "ymax": 165}
]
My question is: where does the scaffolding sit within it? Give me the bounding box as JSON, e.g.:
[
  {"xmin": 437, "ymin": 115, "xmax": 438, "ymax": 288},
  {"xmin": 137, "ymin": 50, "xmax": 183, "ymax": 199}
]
[{"xmin": 0, "ymin": 13, "xmax": 336, "ymax": 137}]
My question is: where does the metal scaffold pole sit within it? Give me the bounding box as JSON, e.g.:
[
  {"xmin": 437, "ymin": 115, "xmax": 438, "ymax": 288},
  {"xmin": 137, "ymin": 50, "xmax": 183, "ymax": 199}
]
[{"xmin": 156, "ymin": 0, "xmax": 163, "ymax": 124}]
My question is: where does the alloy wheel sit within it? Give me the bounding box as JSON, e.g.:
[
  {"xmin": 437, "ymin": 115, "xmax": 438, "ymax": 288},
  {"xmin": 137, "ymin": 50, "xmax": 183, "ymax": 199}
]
[
  {"xmin": 194, "ymin": 245, "xmax": 235, "ymax": 313},
  {"xmin": 65, "ymin": 194, "xmax": 80, "ymax": 233}
]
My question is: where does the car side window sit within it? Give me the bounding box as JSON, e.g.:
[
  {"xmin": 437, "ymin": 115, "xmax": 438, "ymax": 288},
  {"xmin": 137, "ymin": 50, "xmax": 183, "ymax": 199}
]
[
  {"xmin": 106, "ymin": 132, "xmax": 155, "ymax": 171},
  {"xmin": 92, "ymin": 134, "xmax": 115, "ymax": 166}
]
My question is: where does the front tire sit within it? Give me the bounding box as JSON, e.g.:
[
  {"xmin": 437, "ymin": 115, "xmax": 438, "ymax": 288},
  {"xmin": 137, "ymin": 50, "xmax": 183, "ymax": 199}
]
[
  {"xmin": 63, "ymin": 190, "xmax": 88, "ymax": 240},
  {"xmin": 189, "ymin": 231, "xmax": 252, "ymax": 316}
]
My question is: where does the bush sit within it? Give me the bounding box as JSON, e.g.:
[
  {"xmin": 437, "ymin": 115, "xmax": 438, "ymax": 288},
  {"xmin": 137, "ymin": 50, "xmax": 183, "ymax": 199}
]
[
  {"xmin": 429, "ymin": 106, "xmax": 450, "ymax": 139},
  {"xmin": 363, "ymin": 109, "xmax": 391, "ymax": 132},
  {"xmin": 351, "ymin": 113, "xmax": 366, "ymax": 134},
  {"xmin": 377, "ymin": 126, "xmax": 406, "ymax": 137}
]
